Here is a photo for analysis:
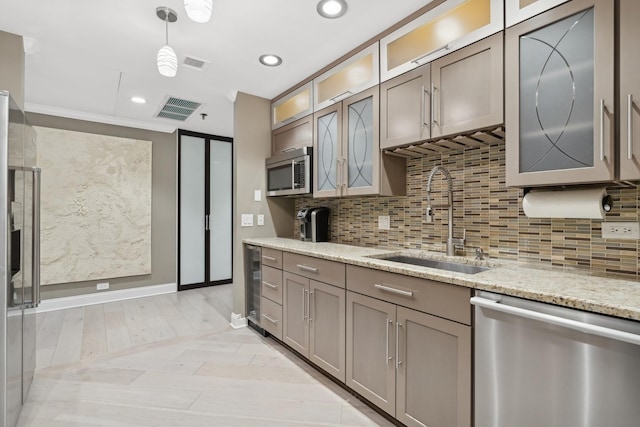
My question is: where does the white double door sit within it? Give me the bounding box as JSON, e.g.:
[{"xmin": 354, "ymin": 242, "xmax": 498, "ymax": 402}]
[{"xmin": 179, "ymin": 131, "xmax": 232, "ymax": 289}]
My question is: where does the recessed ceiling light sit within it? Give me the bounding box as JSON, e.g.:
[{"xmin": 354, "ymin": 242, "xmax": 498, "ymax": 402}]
[
  {"xmin": 317, "ymin": 0, "xmax": 348, "ymax": 19},
  {"xmin": 259, "ymin": 54, "xmax": 283, "ymax": 67},
  {"xmin": 131, "ymin": 96, "xmax": 147, "ymax": 104}
]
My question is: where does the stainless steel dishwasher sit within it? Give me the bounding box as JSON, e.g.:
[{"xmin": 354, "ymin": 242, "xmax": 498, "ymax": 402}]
[{"xmin": 472, "ymin": 291, "xmax": 640, "ymax": 427}]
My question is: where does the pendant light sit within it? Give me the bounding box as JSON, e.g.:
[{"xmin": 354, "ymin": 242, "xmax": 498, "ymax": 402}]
[
  {"xmin": 184, "ymin": 0, "xmax": 213, "ymax": 23},
  {"xmin": 156, "ymin": 7, "xmax": 178, "ymax": 77}
]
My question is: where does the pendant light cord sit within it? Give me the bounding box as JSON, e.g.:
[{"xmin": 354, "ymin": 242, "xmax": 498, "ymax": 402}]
[{"xmin": 165, "ymin": 7, "xmax": 169, "ymax": 45}]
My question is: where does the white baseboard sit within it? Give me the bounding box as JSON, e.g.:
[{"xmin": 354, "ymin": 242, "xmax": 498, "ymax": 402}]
[
  {"xmin": 229, "ymin": 312, "xmax": 247, "ymax": 329},
  {"xmin": 36, "ymin": 283, "xmax": 177, "ymax": 313}
]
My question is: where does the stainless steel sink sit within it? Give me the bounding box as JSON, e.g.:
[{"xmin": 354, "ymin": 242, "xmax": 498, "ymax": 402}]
[{"xmin": 378, "ymin": 255, "xmax": 489, "ymax": 274}]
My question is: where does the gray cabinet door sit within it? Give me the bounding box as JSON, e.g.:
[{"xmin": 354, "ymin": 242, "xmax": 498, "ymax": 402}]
[
  {"xmin": 380, "ymin": 65, "xmax": 430, "ymax": 149},
  {"xmin": 271, "ymin": 115, "xmax": 313, "ymax": 155},
  {"xmin": 619, "ymin": 0, "xmax": 640, "ymax": 181},
  {"xmin": 309, "ymin": 280, "xmax": 346, "ymax": 382},
  {"xmin": 505, "ymin": 0, "xmax": 615, "ymax": 186},
  {"xmin": 283, "ymin": 272, "xmax": 309, "ymax": 357},
  {"xmin": 346, "ymin": 291, "xmax": 396, "ymax": 416},
  {"xmin": 396, "ymin": 307, "xmax": 472, "ymax": 427},
  {"xmin": 431, "ymin": 33, "xmax": 503, "ymax": 139}
]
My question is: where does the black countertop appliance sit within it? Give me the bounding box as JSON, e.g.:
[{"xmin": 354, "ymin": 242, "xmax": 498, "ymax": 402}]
[{"xmin": 297, "ymin": 207, "xmax": 330, "ymax": 242}]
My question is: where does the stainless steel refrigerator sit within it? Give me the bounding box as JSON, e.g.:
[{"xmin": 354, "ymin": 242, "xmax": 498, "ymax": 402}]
[{"xmin": 1, "ymin": 91, "xmax": 40, "ymax": 427}]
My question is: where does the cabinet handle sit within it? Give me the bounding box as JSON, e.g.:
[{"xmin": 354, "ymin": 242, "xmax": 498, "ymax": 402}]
[
  {"xmin": 385, "ymin": 319, "xmax": 393, "ymax": 365},
  {"xmin": 330, "ymin": 90, "xmax": 352, "ymax": 103},
  {"xmin": 302, "ymin": 289, "xmax": 307, "ymax": 322},
  {"xmin": 628, "ymin": 94, "xmax": 634, "ymax": 160},
  {"xmin": 411, "ymin": 44, "xmax": 450, "ymax": 65},
  {"xmin": 308, "ymin": 291, "xmax": 313, "ymax": 322},
  {"xmin": 432, "ymin": 83, "xmax": 440, "ymax": 127},
  {"xmin": 296, "ymin": 264, "xmax": 319, "ymax": 273},
  {"xmin": 342, "ymin": 157, "xmax": 348, "ymax": 195},
  {"xmin": 600, "ymin": 99, "xmax": 605, "ymax": 162},
  {"xmin": 374, "ymin": 283, "xmax": 414, "ymax": 298},
  {"xmin": 262, "ymin": 314, "xmax": 279, "ymax": 324},
  {"xmin": 336, "ymin": 158, "xmax": 342, "ymax": 194},
  {"xmin": 421, "ymin": 85, "xmax": 430, "ymax": 129},
  {"xmin": 262, "ymin": 281, "xmax": 278, "ymax": 290},
  {"xmin": 396, "ymin": 322, "xmax": 403, "ymax": 370},
  {"xmin": 262, "ymin": 255, "xmax": 277, "ymax": 262}
]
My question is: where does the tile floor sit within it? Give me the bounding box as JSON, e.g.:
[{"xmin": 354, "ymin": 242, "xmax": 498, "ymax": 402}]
[{"xmin": 18, "ymin": 285, "xmax": 394, "ymax": 426}]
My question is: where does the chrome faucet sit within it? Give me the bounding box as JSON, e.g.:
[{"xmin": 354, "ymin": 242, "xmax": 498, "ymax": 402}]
[{"xmin": 426, "ymin": 165, "xmax": 465, "ymax": 256}]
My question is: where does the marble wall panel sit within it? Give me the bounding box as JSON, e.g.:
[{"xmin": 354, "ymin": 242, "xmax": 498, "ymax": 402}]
[{"xmin": 35, "ymin": 127, "xmax": 152, "ymax": 285}]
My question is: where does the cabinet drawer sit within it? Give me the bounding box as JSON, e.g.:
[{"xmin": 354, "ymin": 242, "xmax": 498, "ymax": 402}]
[
  {"xmin": 346, "ymin": 265, "xmax": 471, "ymax": 325},
  {"xmin": 261, "ymin": 248, "xmax": 282, "ymax": 269},
  {"xmin": 283, "ymin": 253, "xmax": 346, "ymax": 288},
  {"xmin": 261, "ymin": 296, "xmax": 282, "ymax": 340},
  {"xmin": 261, "ymin": 265, "xmax": 283, "ymax": 304}
]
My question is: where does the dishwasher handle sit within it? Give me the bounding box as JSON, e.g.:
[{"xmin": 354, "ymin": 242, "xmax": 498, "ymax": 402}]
[{"xmin": 471, "ymin": 296, "xmax": 640, "ymax": 347}]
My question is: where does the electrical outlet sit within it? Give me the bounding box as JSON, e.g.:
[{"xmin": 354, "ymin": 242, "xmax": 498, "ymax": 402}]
[
  {"xmin": 97, "ymin": 282, "xmax": 109, "ymax": 291},
  {"xmin": 257, "ymin": 214, "xmax": 265, "ymax": 226},
  {"xmin": 378, "ymin": 215, "xmax": 390, "ymax": 230},
  {"xmin": 601, "ymin": 222, "xmax": 640, "ymax": 240}
]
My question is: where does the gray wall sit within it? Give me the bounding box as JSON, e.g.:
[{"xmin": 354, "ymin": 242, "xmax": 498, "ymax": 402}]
[
  {"xmin": 26, "ymin": 113, "xmax": 177, "ymax": 299},
  {"xmin": 232, "ymin": 92, "xmax": 294, "ymax": 315},
  {"xmin": 0, "ymin": 30, "xmax": 25, "ymax": 109}
]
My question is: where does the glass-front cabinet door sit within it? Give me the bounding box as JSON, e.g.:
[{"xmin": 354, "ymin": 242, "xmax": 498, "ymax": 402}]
[
  {"xmin": 619, "ymin": 0, "xmax": 640, "ymax": 181},
  {"xmin": 380, "ymin": 0, "xmax": 504, "ymax": 81},
  {"xmin": 314, "ymin": 43, "xmax": 379, "ymax": 111},
  {"xmin": 342, "ymin": 87, "xmax": 379, "ymax": 196},
  {"xmin": 272, "ymin": 82, "xmax": 313, "ymax": 130},
  {"xmin": 505, "ymin": 0, "xmax": 614, "ymax": 187},
  {"xmin": 506, "ymin": 0, "xmax": 570, "ymax": 27},
  {"xmin": 314, "ymin": 103, "xmax": 342, "ymax": 197}
]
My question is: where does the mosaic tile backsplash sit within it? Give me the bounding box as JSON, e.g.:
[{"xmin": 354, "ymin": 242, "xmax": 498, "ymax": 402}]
[{"xmin": 294, "ymin": 144, "xmax": 640, "ymax": 281}]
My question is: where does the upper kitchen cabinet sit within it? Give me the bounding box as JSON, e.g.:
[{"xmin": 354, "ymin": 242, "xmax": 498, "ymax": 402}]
[
  {"xmin": 380, "ymin": 64, "xmax": 431, "ymax": 149},
  {"xmin": 272, "ymin": 82, "xmax": 313, "ymax": 130},
  {"xmin": 430, "ymin": 32, "xmax": 503, "ymax": 139},
  {"xmin": 380, "ymin": 33, "xmax": 503, "ymax": 150},
  {"xmin": 314, "ymin": 86, "xmax": 405, "ymax": 198},
  {"xmin": 505, "ymin": 0, "xmax": 615, "ymax": 187},
  {"xmin": 314, "ymin": 43, "xmax": 380, "ymax": 111},
  {"xmin": 506, "ymin": 0, "xmax": 570, "ymax": 27},
  {"xmin": 271, "ymin": 115, "xmax": 312, "ymax": 155},
  {"xmin": 380, "ymin": 0, "xmax": 503, "ymax": 82},
  {"xmin": 619, "ymin": 0, "xmax": 640, "ymax": 182}
]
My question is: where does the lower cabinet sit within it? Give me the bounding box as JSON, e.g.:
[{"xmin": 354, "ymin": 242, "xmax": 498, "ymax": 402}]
[
  {"xmin": 250, "ymin": 247, "xmax": 472, "ymax": 427},
  {"xmin": 346, "ymin": 291, "xmax": 471, "ymax": 427},
  {"xmin": 283, "ymin": 272, "xmax": 346, "ymax": 382}
]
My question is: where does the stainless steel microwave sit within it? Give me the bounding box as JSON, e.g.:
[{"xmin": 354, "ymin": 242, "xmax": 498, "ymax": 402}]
[{"xmin": 266, "ymin": 147, "xmax": 312, "ymax": 197}]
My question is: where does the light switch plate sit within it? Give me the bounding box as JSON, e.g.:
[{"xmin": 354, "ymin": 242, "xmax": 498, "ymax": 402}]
[
  {"xmin": 601, "ymin": 222, "xmax": 640, "ymax": 239},
  {"xmin": 254, "ymin": 190, "xmax": 262, "ymax": 202},
  {"xmin": 257, "ymin": 214, "xmax": 265, "ymax": 226},
  {"xmin": 378, "ymin": 215, "xmax": 390, "ymax": 230},
  {"xmin": 241, "ymin": 214, "xmax": 254, "ymax": 227}
]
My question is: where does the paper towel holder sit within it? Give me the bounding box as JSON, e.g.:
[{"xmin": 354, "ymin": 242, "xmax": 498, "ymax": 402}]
[{"xmin": 522, "ymin": 187, "xmax": 613, "ymax": 218}]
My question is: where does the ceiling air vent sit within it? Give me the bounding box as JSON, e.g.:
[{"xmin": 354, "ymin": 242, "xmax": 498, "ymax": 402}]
[
  {"xmin": 182, "ymin": 56, "xmax": 211, "ymax": 71},
  {"xmin": 156, "ymin": 96, "xmax": 201, "ymax": 121}
]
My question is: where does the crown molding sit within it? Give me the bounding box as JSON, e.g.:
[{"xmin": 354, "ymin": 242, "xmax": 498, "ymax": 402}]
[{"xmin": 24, "ymin": 103, "xmax": 177, "ymax": 133}]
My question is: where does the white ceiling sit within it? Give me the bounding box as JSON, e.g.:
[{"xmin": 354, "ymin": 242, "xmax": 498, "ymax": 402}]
[{"xmin": 0, "ymin": 0, "xmax": 433, "ymax": 136}]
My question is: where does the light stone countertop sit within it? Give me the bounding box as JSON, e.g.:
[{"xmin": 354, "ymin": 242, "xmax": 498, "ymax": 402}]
[{"xmin": 244, "ymin": 237, "xmax": 640, "ymax": 322}]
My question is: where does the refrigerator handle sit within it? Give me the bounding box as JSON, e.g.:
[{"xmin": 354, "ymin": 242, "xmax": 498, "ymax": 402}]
[{"xmin": 31, "ymin": 167, "xmax": 41, "ymax": 307}]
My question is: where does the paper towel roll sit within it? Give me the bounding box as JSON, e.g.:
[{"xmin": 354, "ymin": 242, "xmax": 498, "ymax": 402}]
[{"xmin": 522, "ymin": 187, "xmax": 609, "ymax": 219}]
